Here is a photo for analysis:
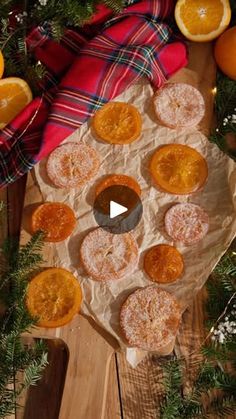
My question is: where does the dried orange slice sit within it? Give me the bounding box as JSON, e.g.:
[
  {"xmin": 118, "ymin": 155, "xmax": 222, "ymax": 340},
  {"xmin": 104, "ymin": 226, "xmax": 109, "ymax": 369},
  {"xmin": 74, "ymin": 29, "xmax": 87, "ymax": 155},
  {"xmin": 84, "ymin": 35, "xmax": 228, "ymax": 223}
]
[
  {"xmin": 26, "ymin": 268, "xmax": 82, "ymax": 328},
  {"xmin": 120, "ymin": 286, "xmax": 181, "ymax": 351},
  {"xmin": 80, "ymin": 228, "xmax": 139, "ymax": 281},
  {"xmin": 165, "ymin": 203, "xmax": 209, "ymax": 245},
  {"xmin": 92, "ymin": 102, "xmax": 142, "ymax": 144},
  {"xmin": 47, "ymin": 142, "xmax": 100, "ymax": 189},
  {"xmin": 153, "ymin": 83, "xmax": 205, "ymax": 129},
  {"xmin": 175, "ymin": 0, "xmax": 231, "ymax": 42},
  {"xmin": 150, "ymin": 144, "xmax": 208, "ymax": 195},
  {"xmin": 144, "ymin": 244, "xmax": 184, "ymax": 284},
  {"xmin": 31, "ymin": 202, "xmax": 76, "ymax": 242},
  {"xmin": 95, "ymin": 174, "xmax": 141, "ymax": 197},
  {"xmin": 0, "ymin": 50, "xmax": 4, "ymax": 79},
  {"xmin": 0, "ymin": 77, "xmax": 32, "ymax": 129}
]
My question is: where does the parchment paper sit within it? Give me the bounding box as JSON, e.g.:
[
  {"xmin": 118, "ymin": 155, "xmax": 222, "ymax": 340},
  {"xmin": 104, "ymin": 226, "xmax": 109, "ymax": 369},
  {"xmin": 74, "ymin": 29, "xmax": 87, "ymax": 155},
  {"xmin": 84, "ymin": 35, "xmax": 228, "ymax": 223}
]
[{"xmin": 33, "ymin": 75, "xmax": 236, "ymax": 367}]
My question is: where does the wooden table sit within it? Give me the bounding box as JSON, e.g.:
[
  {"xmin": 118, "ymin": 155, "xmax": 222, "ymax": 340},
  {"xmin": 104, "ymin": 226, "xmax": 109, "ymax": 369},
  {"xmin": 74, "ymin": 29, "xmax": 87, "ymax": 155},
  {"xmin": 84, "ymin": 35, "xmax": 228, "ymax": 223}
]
[{"xmin": 1, "ymin": 42, "xmax": 218, "ymax": 419}]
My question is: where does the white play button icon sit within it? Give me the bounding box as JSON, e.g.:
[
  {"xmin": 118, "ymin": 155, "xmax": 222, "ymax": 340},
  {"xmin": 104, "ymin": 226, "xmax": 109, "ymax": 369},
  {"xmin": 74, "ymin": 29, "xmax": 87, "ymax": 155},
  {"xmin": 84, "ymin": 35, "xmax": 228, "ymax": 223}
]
[
  {"xmin": 93, "ymin": 184, "xmax": 143, "ymax": 233},
  {"xmin": 110, "ymin": 200, "xmax": 128, "ymax": 219}
]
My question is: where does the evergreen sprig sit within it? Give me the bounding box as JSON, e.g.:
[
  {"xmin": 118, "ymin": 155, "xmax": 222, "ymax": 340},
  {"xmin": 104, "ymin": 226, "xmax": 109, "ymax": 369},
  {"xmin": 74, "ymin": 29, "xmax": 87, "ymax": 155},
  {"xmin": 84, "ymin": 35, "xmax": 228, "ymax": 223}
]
[
  {"xmin": 0, "ymin": 214, "xmax": 48, "ymax": 419},
  {"xmin": 0, "ymin": 0, "xmax": 124, "ymax": 92},
  {"xmin": 210, "ymin": 73, "xmax": 236, "ymax": 161}
]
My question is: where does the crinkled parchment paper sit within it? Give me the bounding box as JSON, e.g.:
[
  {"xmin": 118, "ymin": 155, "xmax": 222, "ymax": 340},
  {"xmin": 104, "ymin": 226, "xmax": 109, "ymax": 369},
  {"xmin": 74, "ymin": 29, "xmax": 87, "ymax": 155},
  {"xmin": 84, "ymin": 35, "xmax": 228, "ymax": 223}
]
[{"xmin": 33, "ymin": 75, "xmax": 236, "ymax": 367}]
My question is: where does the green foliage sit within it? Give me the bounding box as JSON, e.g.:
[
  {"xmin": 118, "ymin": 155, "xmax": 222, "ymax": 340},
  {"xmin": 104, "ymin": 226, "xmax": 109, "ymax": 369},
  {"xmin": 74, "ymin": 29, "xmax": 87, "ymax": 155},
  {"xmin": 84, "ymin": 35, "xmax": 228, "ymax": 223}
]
[
  {"xmin": 209, "ymin": 2, "xmax": 236, "ymax": 160},
  {"xmin": 210, "ymin": 73, "xmax": 236, "ymax": 161},
  {"xmin": 161, "ymin": 358, "xmax": 236, "ymax": 418},
  {"xmin": 160, "ymin": 245, "xmax": 236, "ymax": 419},
  {"xmin": 0, "ymin": 213, "xmax": 48, "ymax": 419},
  {"xmin": 0, "ymin": 0, "xmax": 124, "ymax": 92}
]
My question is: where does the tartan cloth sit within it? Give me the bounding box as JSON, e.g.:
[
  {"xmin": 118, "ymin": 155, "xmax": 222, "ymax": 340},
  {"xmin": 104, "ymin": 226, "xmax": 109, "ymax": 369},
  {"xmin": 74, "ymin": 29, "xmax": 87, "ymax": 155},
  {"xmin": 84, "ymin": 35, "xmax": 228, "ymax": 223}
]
[{"xmin": 0, "ymin": 0, "xmax": 188, "ymax": 188}]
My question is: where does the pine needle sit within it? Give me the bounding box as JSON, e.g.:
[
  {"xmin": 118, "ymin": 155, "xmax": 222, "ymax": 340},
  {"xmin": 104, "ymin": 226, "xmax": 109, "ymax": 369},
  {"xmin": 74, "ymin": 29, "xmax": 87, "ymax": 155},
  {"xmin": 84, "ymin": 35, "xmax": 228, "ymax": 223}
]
[{"xmin": 0, "ymin": 225, "xmax": 47, "ymax": 418}]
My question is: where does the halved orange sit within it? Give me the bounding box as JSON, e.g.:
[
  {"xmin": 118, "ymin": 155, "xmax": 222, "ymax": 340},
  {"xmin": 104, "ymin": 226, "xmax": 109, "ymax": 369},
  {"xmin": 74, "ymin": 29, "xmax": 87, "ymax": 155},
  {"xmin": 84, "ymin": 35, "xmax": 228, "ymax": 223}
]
[
  {"xmin": 26, "ymin": 268, "xmax": 82, "ymax": 328},
  {"xmin": 175, "ymin": 0, "xmax": 231, "ymax": 42},
  {"xmin": 144, "ymin": 244, "xmax": 184, "ymax": 284},
  {"xmin": 92, "ymin": 102, "xmax": 142, "ymax": 144},
  {"xmin": 150, "ymin": 144, "xmax": 208, "ymax": 195},
  {"xmin": 31, "ymin": 202, "xmax": 76, "ymax": 242},
  {"xmin": 95, "ymin": 174, "xmax": 141, "ymax": 197},
  {"xmin": 0, "ymin": 50, "xmax": 4, "ymax": 79},
  {"xmin": 0, "ymin": 77, "xmax": 32, "ymax": 129}
]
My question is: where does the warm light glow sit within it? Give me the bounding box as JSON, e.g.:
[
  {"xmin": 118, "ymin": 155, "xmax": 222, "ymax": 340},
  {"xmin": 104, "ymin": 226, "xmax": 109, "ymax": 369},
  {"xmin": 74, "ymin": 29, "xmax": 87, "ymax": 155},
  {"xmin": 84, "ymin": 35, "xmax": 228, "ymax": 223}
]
[{"xmin": 212, "ymin": 87, "xmax": 217, "ymax": 95}]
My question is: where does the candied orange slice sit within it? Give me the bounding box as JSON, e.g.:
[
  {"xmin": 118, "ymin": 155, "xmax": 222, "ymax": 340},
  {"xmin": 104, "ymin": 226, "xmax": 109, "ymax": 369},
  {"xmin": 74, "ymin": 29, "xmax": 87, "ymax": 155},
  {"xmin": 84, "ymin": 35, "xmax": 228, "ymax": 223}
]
[
  {"xmin": 150, "ymin": 144, "xmax": 208, "ymax": 195},
  {"xmin": 120, "ymin": 286, "xmax": 181, "ymax": 351},
  {"xmin": 175, "ymin": 0, "xmax": 231, "ymax": 42},
  {"xmin": 31, "ymin": 202, "xmax": 76, "ymax": 242},
  {"xmin": 95, "ymin": 174, "xmax": 141, "ymax": 197},
  {"xmin": 144, "ymin": 244, "xmax": 184, "ymax": 284},
  {"xmin": 92, "ymin": 102, "xmax": 142, "ymax": 144},
  {"xmin": 26, "ymin": 268, "xmax": 82, "ymax": 328},
  {"xmin": 46, "ymin": 142, "xmax": 100, "ymax": 189}
]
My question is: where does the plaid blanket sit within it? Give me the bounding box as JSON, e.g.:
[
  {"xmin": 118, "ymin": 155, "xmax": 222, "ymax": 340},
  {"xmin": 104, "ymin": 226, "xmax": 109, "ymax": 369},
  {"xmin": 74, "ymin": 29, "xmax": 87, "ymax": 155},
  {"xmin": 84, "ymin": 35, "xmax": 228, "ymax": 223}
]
[{"xmin": 0, "ymin": 0, "xmax": 188, "ymax": 188}]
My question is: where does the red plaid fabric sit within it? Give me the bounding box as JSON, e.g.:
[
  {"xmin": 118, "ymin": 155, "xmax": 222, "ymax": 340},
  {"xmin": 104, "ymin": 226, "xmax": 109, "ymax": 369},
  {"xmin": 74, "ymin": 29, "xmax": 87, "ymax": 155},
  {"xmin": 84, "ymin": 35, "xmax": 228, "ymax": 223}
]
[{"xmin": 0, "ymin": 0, "xmax": 188, "ymax": 188}]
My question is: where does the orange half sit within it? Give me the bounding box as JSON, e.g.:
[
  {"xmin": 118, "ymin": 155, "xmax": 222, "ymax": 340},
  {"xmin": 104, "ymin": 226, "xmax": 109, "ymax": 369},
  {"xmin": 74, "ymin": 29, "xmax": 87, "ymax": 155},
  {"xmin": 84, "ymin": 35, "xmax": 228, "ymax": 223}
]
[
  {"xmin": 0, "ymin": 77, "xmax": 32, "ymax": 129},
  {"xmin": 26, "ymin": 268, "xmax": 82, "ymax": 328},
  {"xmin": 175, "ymin": 0, "xmax": 231, "ymax": 42},
  {"xmin": 150, "ymin": 144, "xmax": 208, "ymax": 195},
  {"xmin": 92, "ymin": 102, "xmax": 142, "ymax": 144}
]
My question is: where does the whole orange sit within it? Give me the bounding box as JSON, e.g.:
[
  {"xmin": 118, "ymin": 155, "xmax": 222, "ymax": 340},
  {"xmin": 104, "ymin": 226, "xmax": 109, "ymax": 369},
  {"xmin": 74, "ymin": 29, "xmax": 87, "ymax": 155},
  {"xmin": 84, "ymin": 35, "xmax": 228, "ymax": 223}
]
[
  {"xmin": 0, "ymin": 50, "xmax": 4, "ymax": 79},
  {"xmin": 214, "ymin": 26, "xmax": 236, "ymax": 80}
]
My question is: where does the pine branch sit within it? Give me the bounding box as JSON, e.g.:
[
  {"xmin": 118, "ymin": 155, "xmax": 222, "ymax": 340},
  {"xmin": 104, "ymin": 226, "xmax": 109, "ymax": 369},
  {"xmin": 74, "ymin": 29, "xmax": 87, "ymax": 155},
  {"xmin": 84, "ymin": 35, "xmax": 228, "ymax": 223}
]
[
  {"xmin": 0, "ymin": 226, "xmax": 47, "ymax": 418},
  {"xmin": 161, "ymin": 241, "xmax": 236, "ymax": 418},
  {"xmin": 205, "ymin": 395, "xmax": 236, "ymax": 418},
  {"xmin": 0, "ymin": 0, "xmax": 125, "ymax": 91}
]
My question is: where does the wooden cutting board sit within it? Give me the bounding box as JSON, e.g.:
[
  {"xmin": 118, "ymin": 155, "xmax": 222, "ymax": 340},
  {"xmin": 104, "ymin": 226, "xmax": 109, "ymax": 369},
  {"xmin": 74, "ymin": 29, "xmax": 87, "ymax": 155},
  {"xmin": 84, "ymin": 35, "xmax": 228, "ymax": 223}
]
[{"xmin": 19, "ymin": 171, "xmax": 116, "ymax": 419}]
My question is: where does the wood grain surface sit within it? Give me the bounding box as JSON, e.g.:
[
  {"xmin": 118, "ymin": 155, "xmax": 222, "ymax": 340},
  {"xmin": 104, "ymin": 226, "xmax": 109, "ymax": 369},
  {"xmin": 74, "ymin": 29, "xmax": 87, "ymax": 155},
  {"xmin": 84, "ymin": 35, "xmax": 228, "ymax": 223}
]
[{"xmin": 2, "ymin": 42, "xmax": 223, "ymax": 419}]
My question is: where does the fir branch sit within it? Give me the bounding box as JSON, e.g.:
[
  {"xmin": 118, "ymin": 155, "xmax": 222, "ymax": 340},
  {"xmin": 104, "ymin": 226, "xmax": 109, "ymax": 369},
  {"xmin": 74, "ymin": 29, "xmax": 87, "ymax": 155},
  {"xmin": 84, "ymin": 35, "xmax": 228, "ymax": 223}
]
[
  {"xmin": 0, "ymin": 226, "xmax": 47, "ymax": 418},
  {"xmin": 210, "ymin": 72, "xmax": 236, "ymax": 161},
  {"xmin": 205, "ymin": 395, "xmax": 236, "ymax": 418},
  {"xmin": 161, "ymin": 241, "xmax": 236, "ymax": 418},
  {"xmin": 0, "ymin": 0, "xmax": 124, "ymax": 91}
]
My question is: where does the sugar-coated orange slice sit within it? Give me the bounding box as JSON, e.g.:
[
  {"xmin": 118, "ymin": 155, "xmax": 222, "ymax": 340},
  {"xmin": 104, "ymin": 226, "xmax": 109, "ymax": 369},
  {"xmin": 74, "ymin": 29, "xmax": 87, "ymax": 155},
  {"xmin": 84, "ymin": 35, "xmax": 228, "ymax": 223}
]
[
  {"xmin": 26, "ymin": 268, "xmax": 82, "ymax": 328},
  {"xmin": 120, "ymin": 286, "xmax": 181, "ymax": 351},
  {"xmin": 165, "ymin": 203, "xmax": 209, "ymax": 245},
  {"xmin": 95, "ymin": 174, "xmax": 141, "ymax": 197},
  {"xmin": 80, "ymin": 227, "xmax": 139, "ymax": 281},
  {"xmin": 153, "ymin": 83, "xmax": 205, "ymax": 129},
  {"xmin": 47, "ymin": 142, "xmax": 100, "ymax": 189},
  {"xmin": 144, "ymin": 244, "xmax": 184, "ymax": 284},
  {"xmin": 31, "ymin": 202, "xmax": 76, "ymax": 242},
  {"xmin": 150, "ymin": 144, "xmax": 208, "ymax": 195},
  {"xmin": 92, "ymin": 102, "xmax": 142, "ymax": 144}
]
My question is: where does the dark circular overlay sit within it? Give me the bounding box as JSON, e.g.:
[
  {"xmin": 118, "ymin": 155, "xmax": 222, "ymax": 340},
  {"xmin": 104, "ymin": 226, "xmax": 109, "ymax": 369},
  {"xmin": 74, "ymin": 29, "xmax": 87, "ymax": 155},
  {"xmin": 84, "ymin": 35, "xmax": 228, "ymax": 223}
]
[{"xmin": 93, "ymin": 185, "xmax": 143, "ymax": 234}]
